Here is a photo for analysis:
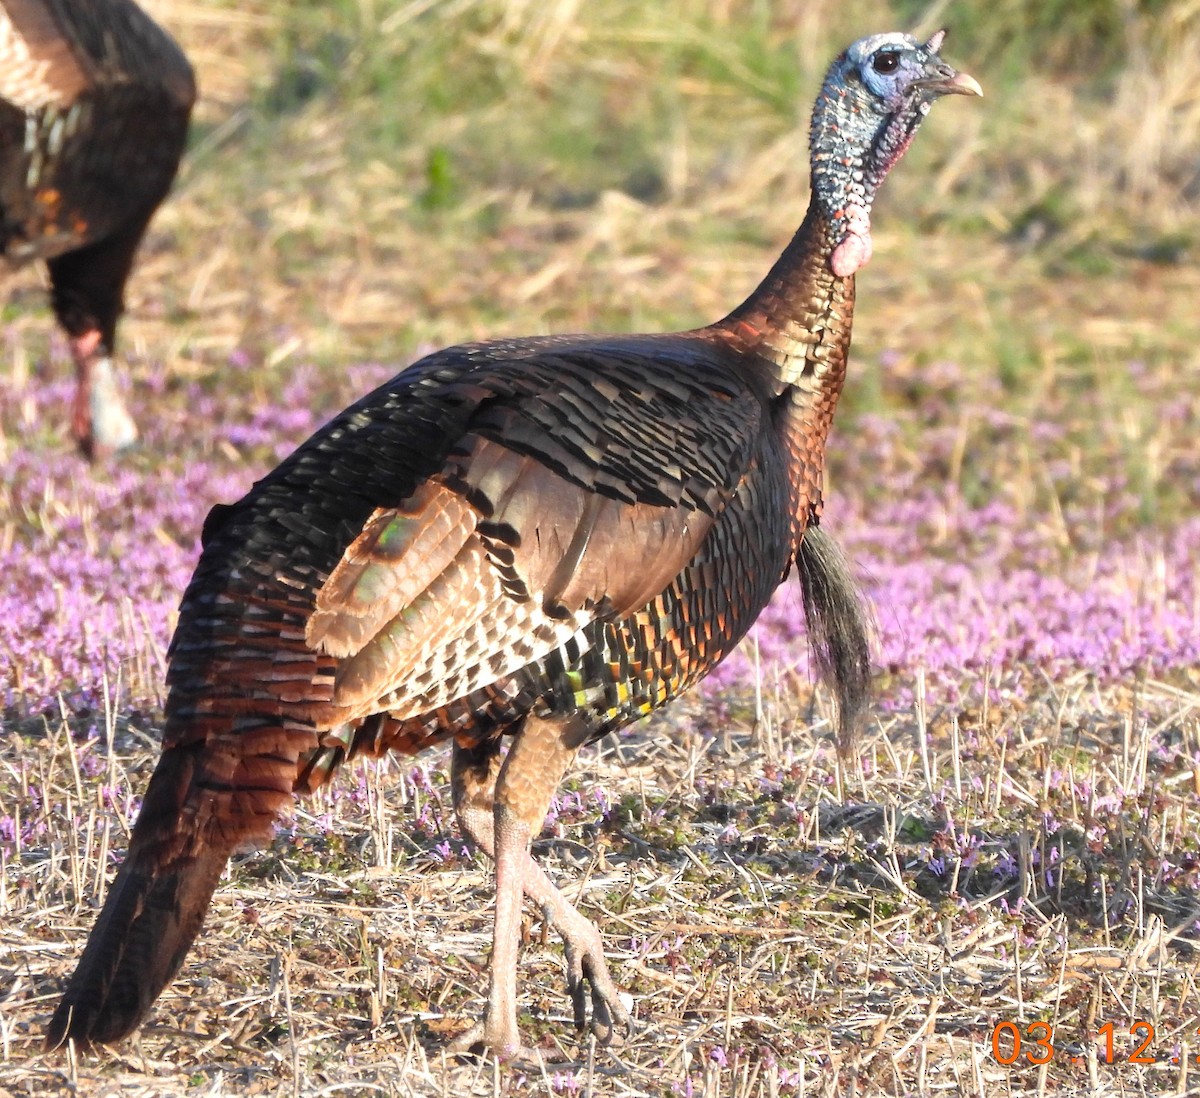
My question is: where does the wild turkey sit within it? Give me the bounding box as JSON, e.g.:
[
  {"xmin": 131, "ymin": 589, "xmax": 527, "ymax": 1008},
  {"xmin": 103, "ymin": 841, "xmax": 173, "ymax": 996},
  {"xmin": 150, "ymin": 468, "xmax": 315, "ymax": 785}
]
[
  {"xmin": 46, "ymin": 31, "xmax": 979, "ymax": 1055},
  {"xmin": 0, "ymin": 0, "xmax": 195, "ymax": 459}
]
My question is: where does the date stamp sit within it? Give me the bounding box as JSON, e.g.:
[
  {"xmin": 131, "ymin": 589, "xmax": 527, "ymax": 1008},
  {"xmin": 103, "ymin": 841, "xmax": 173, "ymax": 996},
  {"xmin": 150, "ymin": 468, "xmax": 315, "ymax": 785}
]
[{"xmin": 991, "ymin": 1021, "xmax": 1188, "ymax": 1066}]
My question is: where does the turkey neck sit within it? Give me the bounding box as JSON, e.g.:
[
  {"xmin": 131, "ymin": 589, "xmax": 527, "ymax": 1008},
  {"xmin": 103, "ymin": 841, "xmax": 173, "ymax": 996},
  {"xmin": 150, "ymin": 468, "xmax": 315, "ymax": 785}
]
[
  {"xmin": 712, "ymin": 201, "xmax": 855, "ymax": 545},
  {"xmin": 715, "ymin": 201, "xmax": 855, "ymax": 401}
]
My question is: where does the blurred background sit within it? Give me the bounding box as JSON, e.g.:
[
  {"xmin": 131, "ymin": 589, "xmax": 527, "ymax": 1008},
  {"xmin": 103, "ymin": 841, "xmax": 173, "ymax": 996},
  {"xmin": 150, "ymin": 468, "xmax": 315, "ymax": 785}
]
[
  {"xmin": 125, "ymin": 0, "xmax": 1200, "ymax": 365},
  {"xmin": 6, "ymin": 0, "xmax": 1195, "ymax": 379}
]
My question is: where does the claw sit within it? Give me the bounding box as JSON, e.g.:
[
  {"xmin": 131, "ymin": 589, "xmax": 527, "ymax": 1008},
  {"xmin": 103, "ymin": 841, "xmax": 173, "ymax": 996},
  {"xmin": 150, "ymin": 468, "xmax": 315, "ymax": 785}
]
[
  {"xmin": 590, "ymin": 974, "xmax": 634, "ymax": 1045},
  {"xmin": 568, "ymin": 969, "xmax": 588, "ymax": 1031},
  {"xmin": 560, "ymin": 928, "xmax": 633, "ymax": 1045}
]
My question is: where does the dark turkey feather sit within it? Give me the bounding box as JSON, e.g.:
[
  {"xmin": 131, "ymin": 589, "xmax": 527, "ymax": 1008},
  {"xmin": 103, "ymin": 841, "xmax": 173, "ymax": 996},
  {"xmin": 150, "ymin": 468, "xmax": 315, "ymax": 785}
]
[
  {"xmin": 47, "ymin": 31, "xmax": 979, "ymax": 1056},
  {"xmin": 795, "ymin": 523, "xmax": 874, "ymax": 751},
  {"xmin": 0, "ymin": 0, "xmax": 194, "ymax": 459}
]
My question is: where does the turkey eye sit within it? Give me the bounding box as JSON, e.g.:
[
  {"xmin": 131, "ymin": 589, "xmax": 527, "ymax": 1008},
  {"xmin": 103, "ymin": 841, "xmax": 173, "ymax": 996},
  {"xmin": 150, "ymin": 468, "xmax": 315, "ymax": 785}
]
[{"xmin": 872, "ymin": 51, "xmax": 900, "ymax": 74}]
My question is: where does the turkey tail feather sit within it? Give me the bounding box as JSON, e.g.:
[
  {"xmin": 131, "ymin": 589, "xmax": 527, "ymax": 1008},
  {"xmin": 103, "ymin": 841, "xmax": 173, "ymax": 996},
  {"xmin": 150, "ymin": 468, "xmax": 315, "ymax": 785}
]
[
  {"xmin": 796, "ymin": 525, "xmax": 873, "ymax": 752},
  {"xmin": 45, "ymin": 842, "xmax": 229, "ymax": 1049},
  {"xmin": 43, "ymin": 742, "xmax": 253, "ymax": 1049}
]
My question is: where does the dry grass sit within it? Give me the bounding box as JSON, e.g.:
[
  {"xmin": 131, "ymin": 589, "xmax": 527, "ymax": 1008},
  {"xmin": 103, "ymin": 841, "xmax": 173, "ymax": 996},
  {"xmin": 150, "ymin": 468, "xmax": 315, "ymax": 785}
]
[
  {"xmin": 4, "ymin": 680, "xmax": 1200, "ymax": 1096},
  {"xmin": 3, "ymin": 1, "xmax": 1200, "ymax": 1095}
]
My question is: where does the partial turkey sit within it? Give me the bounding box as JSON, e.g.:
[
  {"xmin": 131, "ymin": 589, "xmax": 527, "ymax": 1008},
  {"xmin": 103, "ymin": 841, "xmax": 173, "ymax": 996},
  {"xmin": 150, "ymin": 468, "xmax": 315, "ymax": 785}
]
[
  {"xmin": 47, "ymin": 31, "xmax": 979, "ymax": 1055},
  {"xmin": 0, "ymin": 0, "xmax": 195, "ymax": 459}
]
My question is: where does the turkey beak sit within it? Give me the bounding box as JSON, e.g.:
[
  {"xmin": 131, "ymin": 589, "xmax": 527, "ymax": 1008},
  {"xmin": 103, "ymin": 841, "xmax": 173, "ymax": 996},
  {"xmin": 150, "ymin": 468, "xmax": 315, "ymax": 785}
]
[{"xmin": 916, "ymin": 59, "xmax": 983, "ymax": 99}]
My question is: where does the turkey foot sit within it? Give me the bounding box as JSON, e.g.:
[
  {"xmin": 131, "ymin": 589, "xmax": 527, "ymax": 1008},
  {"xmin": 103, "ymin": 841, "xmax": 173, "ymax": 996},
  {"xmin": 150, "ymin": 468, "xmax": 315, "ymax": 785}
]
[
  {"xmin": 520, "ymin": 835, "xmax": 630, "ymax": 1041},
  {"xmin": 450, "ymin": 725, "xmax": 631, "ymax": 1052},
  {"xmin": 445, "ymin": 832, "xmax": 632, "ymax": 1058},
  {"xmin": 551, "ymin": 897, "xmax": 631, "ymax": 1042}
]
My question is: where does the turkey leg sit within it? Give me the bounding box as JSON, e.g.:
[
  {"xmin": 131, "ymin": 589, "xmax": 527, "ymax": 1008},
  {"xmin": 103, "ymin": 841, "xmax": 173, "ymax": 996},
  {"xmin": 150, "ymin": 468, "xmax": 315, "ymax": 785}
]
[
  {"xmin": 69, "ymin": 330, "xmax": 138, "ymax": 460},
  {"xmin": 448, "ymin": 718, "xmax": 630, "ymax": 1056}
]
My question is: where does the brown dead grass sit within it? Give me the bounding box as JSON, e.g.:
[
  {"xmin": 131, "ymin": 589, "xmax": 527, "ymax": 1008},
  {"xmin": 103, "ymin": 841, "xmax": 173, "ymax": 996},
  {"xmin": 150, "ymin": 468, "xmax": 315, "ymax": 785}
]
[{"xmin": 4, "ymin": 680, "xmax": 1200, "ymax": 1096}]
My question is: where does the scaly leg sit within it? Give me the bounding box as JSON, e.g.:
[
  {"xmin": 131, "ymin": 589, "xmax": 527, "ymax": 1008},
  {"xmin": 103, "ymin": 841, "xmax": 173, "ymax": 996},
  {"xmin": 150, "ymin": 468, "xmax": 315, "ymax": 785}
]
[
  {"xmin": 70, "ymin": 331, "xmax": 137, "ymax": 461},
  {"xmin": 448, "ymin": 719, "xmax": 631, "ymax": 1057}
]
